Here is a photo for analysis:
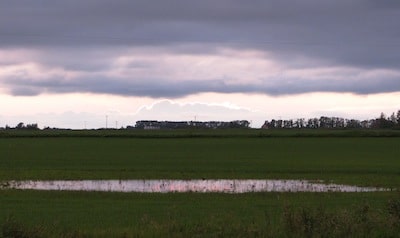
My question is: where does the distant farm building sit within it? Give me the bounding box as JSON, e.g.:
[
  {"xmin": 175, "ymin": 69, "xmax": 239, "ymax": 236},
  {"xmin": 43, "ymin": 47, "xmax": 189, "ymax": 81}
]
[{"xmin": 135, "ymin": 120, "xmax": 250, "ymax": 129}]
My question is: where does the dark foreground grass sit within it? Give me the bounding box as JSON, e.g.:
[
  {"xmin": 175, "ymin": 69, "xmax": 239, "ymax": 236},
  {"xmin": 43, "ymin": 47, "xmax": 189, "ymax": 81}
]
[
  {"xmin": 1, "ymin": 137, "xmax": 400, "ymax": 186},
  {"xmin": 1, "ymin": 190, "xmax": 400, "ymax": 237}
]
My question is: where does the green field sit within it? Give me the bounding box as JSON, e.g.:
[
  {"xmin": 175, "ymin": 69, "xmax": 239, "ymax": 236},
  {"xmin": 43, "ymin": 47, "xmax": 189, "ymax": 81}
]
[
  {"xmin": 1, "ymin": 190, "xmax": 399, "ymax": 237},
  {"xmin": 1, "ymin": 136, "xmax": 399, "ymax": 186},
  {"xmin": 1, "ymin": 131, "xmax": 400, "ymax": 237},
  {"xmin": 1, "ymin": 128, "xmax": 400, "ymax": 138}
]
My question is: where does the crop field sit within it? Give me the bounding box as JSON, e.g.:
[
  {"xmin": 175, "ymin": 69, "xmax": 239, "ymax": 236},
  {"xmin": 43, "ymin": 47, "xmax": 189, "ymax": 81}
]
[
  {"xmin": 1, "ymin": 130, "xmax": 400, "ymax": 237},
  {"xmin": 1, "ymin": 135, "xmax": 399, "ymax": 186},
  {"xmin": 1, "ymin": 190, "xmax": 398, "ymax": 237}
]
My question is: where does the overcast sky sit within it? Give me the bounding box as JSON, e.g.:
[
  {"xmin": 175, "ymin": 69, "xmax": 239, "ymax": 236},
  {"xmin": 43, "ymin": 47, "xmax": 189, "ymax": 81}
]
[{"xmin": 1, "ymin": 0, "xmax": 399, "ymax": 128}]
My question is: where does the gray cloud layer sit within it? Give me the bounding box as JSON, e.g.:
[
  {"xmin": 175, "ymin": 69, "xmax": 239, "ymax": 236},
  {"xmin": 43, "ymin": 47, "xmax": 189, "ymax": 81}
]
[
  {"xmin": 1, "ymin": 0, "xmax": 400, "ymax": 97},
  {"xmin": 6, "ymin": 73, "xmax": 400, "ymax": 97}
]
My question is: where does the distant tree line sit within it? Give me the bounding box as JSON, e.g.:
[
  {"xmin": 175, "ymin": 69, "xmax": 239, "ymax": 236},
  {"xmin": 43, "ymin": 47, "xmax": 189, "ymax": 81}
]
[
  {"xmin": 262, "ymin": 110, "xmax": 400, "ymax": 129},
  {"xmin": 1, "ymin": 122, "xmax": 39, "ymax": 130},
  {"xmin": 1, "ymin": 110, "xmax": 399, "ymax": 131}
]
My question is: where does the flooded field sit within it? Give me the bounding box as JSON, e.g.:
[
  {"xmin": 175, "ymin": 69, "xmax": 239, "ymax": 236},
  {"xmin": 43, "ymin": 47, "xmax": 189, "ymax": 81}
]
[{"xmin": 0, "ymin": 180, "xmax": 391, "ymax": 193}]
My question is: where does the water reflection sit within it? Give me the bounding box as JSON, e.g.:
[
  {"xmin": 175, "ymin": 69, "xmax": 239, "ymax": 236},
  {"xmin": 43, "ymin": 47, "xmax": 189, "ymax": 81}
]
[{"xmin": 0, "ymin": 180, "xmax": 390, "ymax": 193}]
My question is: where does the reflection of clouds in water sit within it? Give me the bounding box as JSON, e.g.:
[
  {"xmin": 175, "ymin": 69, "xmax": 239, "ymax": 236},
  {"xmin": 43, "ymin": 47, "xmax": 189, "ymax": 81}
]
[{"xmin": 2, "ymin": 180, "xmax": 390, "ymax": 193}]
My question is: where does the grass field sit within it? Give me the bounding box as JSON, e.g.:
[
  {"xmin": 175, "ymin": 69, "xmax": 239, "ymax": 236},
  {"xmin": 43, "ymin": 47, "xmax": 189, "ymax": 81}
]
[
  {"xmin": 1, "ymin": 130, "xmax": 400, "ymax": 237},
  {"xmin": 1, "ymin": 190, "xmax": 399, "ymax": 237},
  {"xmin": 1, "ymin": 136, "xmax": 399, "ymax": 186},
  {"xmin": 1, "ymin": 128, "xmax": 400, "ymax": 138}
]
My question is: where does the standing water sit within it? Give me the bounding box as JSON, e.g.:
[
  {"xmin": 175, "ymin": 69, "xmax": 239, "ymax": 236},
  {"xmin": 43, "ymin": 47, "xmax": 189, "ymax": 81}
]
[{"xmin": 0, "ymin": 180, "xmax": 391, "ymax": 193}]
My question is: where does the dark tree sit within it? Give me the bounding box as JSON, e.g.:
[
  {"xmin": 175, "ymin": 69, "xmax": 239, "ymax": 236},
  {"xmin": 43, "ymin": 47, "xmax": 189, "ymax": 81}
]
[
  {"xmin": 397, "ymin": 110, "xmax": 400, "ymax": 125},
  {"xmin": 16, "ymin": 122, "xmax": 25, "ymax": 129},
  {"xmin": 26, "ymin": 123, "xmax": 39, "ymax": 130}
]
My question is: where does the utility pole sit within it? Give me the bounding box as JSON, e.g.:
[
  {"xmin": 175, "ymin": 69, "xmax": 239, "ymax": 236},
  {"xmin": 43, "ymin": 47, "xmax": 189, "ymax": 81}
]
[{"xmin": 106, "ymin": 115, "xmax": 108, "ymax": 129}]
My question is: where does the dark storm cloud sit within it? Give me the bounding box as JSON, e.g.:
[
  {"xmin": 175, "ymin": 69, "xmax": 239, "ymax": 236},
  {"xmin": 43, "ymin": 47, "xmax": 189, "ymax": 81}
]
[
  {"xmin": 5, "ymin": 75, "xmax": 244, "ymax": 98},
  {"xmin": 1, "ymin": 0, "xmax": 400, "ymax": 96},
  {"xmin": 4, "ymin": 73, "xmax": 400, "ymax": 98},
  {"xmin": 1, "ymin": 0, "xmax": 399, "ymax": 64}
]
